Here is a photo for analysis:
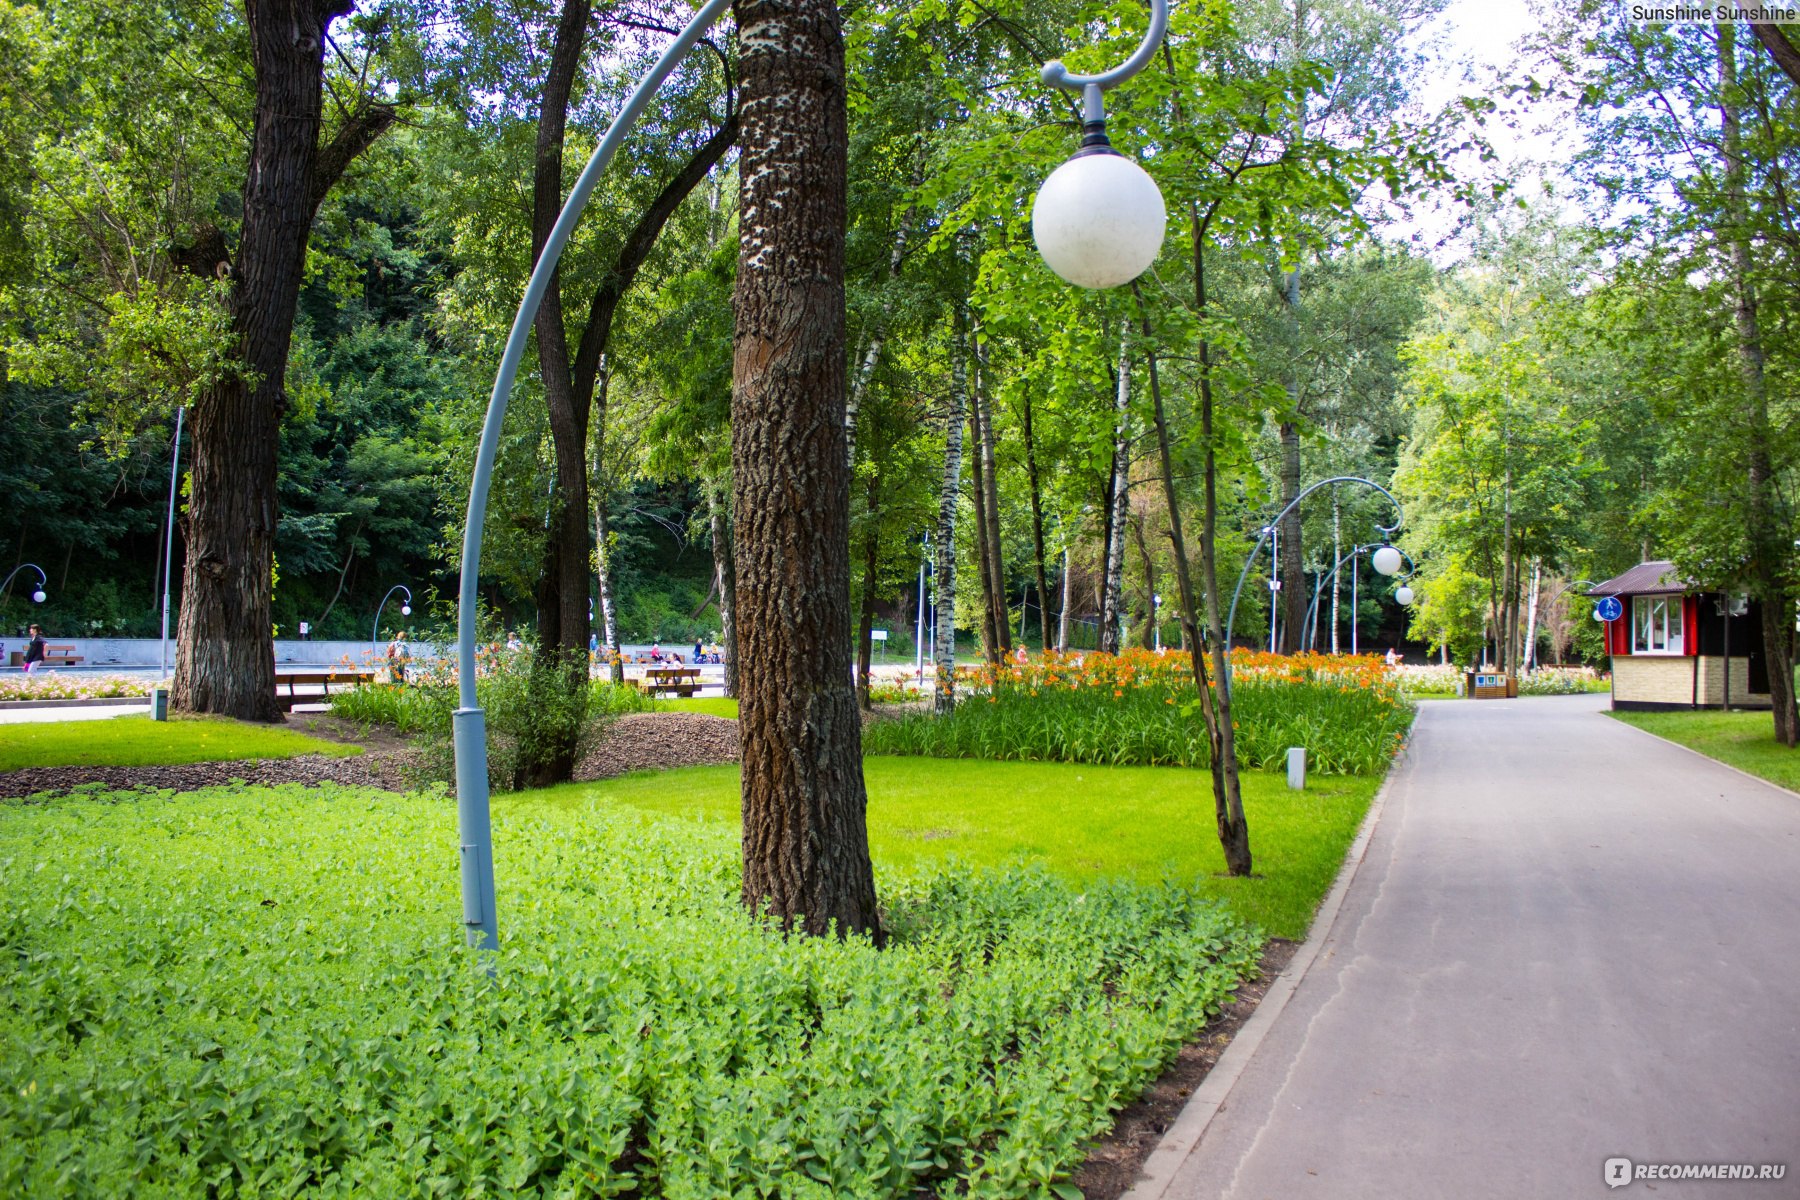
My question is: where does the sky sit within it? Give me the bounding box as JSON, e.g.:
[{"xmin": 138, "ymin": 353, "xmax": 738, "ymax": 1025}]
[{"xmin": 1380, "ymin": 0, "xmax": 1586, "ymax": 257}]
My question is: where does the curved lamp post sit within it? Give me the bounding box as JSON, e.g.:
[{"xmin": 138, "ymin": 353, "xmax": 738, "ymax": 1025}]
[
  {"xmin": 1033, "ymin": 0, "xmax": 1169, "ymax": 289},
  {"xmin": 373, "ymin": 585, "xmax": 413, "ymax": 656},
  {"xmin": 0, "ymin": 563, "xmax": 48, "ymax": 607},
  {"xmin": 1224, "ymin": 477, "xmax": 1403, "ymax": 694},
  {"xmin": 451, "ymin": 0, "xmax": 733, "ymax": 954},
  {"xmin": 1303, "ymin": 543, "xmax": 1416, "ymax": 651}
]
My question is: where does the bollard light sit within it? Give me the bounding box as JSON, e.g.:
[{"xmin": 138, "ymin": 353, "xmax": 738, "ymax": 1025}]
[
  {"xmin": 1395, "ymin": 584, "xmax": 1414, "ymax": 606},
  {"xmin": 1034, "ymin": 0, "xmax": 1169, "ymax": 291},
  {"xmin": 1371, "ymin": 545, "xmax": 1403, "ymax": 577}
]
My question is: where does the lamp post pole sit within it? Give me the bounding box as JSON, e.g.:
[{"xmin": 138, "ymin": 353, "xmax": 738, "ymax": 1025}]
[
  {"xmin": 1305, "ymin": 543, "xmax": 1415, "ymax": 650},
  {"xmin": 373, "ymin": 585, "xmax": 414, "ymax": 658},
  {"xmin": 0, "ymin": 563, "xmax": 48, "ymax": 610},
  {"xmin": 1225, "ymin": 477, "xmax": 1404, "ymax": 694},
  {"xmin": 914, "ymin": 537, "xmax": 929, "ymax": 685},
  {"xmin": 452, "ymin": 0, "xmax": 732, "ymax": 955},
  {"xmin": 161, "ymin": 407, "xmax": 185, "ymax": 677}
]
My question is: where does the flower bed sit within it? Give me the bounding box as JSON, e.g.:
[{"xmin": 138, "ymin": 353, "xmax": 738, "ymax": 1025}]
[
  {"xmin": 0, "ymin": 673, "xmax": 156, "ymax": 702},
  {"xmin": 867, "ymin": 649, "xmax": 1413, "ymax": 776}
]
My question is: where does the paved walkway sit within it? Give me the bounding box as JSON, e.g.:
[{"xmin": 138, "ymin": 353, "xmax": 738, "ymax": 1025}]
[{"xmin": 1154, "ymin": 694, "xmax": 1800, "ymax": 1199}]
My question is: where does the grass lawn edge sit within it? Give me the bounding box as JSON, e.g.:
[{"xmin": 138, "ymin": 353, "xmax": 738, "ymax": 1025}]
[
  {"xmin": 1077, "ymin": 735, "xmax": 1408, "ymax": 1200},
  {"xmin": 1606, "ymin": 708, "xmax": 1800, "ymax": 801}
]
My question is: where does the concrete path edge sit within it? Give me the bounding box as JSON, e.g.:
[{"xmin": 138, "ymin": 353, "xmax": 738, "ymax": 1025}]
[{"xmin": 1119, "ymin": 741, "xmax": 1409, "ymax": 1200}]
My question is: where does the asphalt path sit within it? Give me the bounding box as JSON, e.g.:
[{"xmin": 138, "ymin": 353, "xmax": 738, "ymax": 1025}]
[{"xmin": 1154, "ymin": 693, "xmax": 1800, "ymax": 1200}]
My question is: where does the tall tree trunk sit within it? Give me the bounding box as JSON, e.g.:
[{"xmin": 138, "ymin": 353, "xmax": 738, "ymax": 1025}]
[
  {"xmin": 1136, "ymin": 278, "xmax": 1249, "ymax": 874},
  {"xmin": 1278, "ymin": 420, "xmax": 1306, "ymax": 653},
  {"xmin": 1021, "ymin": 392, "xmax": 1053, "ymax": 651},
  {"xmin": 845, "ymin": 220, "xmax": 910, "ymax": 470},
  {"xmin": 1131, "ymin": 512, "xmax": 1159, "ymax": 648},
  {"xmin": 593, "ymin": 365, "xmax": 623, "ymax": 683},
  {"xmin": 968, "ymin": 405, "xmax": 1000, "ymax": 664},
  {"xmin": 1058, "ymin": 546, "xmax": 1070, "ymax": 652},
  {"xmin": 1720, "ymin": 23, "xmax": 1800, "ymax": 745},
  {"xmin": 707, "ymin": 478, "xmax": 737, "ymax": 698},
  {"xmin": 1180, "ymin": 218, "xmax": 1252, "ymax": 874},
  {"xmin": 934, "ymin": 307, "xmax": 969, "ymax": 715},
  {"xmin": 524, "ymin": 0, "xmax": 597, "ymax": 785},
  {"xmin": 856, "ymin": 476, "xmax": 880, "ymax": 710},
  {"xmin": 732, "ymin": 0, "xmax": 880, "ymax": 941},
  {"xmin": 527, "ymin": 1, "xmax": 737, "ymax": 783},
  {"xmin": 1099, "ymin": 334, "xmax": 1131, "ymax": 654},
  {"xmin": 973, "ymin": 338, "xmax": 1009, "ymax": 657},
  {"xmin": 174, "ymin": 0, "xmax": 392, "ymax": 721}
]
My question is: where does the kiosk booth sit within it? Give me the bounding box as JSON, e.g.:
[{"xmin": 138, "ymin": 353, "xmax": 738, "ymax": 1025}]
[{"xmin": 1594, "ymin": 560, "xmax": 1770, "ymax": 711}]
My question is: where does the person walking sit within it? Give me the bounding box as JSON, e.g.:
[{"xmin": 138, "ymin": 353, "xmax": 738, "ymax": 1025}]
[{"xmin": 22, "ymin": 624, "xmax": 45, "ymax": 673}]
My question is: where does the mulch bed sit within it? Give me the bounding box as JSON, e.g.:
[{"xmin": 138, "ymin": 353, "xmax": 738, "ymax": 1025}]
[{"xmin": 0, "ymin": 708, "xmax": 1303, "ymax": 1197}]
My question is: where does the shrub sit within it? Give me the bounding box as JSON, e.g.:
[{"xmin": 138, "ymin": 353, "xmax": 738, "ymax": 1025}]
[
  {"xmin": 0, "ymin": 784, "xmax": 1262, "ymax": 1198},
  {"xmin": 865, "ymin": 648, "xmax": 1413, "ymax": 776},
  {"xmin": 0, "ymin": 673, "xmax": 155, "ymax": 701},
  {"xmin": 329, "ymin": 644, "xmax": 646, "ymax": 790}
]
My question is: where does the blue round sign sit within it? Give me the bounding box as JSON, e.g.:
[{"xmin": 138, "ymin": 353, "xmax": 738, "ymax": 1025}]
[{"xmin": 1595, "ymin": 595, "xmax": 1623, "ymax": 622}]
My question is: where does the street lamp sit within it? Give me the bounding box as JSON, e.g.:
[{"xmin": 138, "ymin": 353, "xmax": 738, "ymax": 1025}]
[
  {"xmin": 373, "ymin": 585, "xmax": 413, "ymax": 657},
  {"xmin": 1303, "ymin": 543, "xmax": 1416, "ymax": 652},
  {"xmin": 1225, "ymin": 477, "xmax": 1404, "ymax": 692},
  {"xmin": 1153, "ymin": 592, "xmax": 1162, "ymax": 652},
  {"xmin": 1033, "ymin": 0, "xmax": 1169, "ymax": 289},
  {"xmin": 453, "ymin": 0, "xmax": 733, "ymax": 955},
  {"xmin": 0, "ymin": 563, "xmax": 48, "ymax": 607}
]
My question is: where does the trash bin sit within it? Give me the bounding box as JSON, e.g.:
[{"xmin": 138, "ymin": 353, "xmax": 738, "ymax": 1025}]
[{"xmin": 151, "ymin": 688, "xmax": 169, "ymax": 721}]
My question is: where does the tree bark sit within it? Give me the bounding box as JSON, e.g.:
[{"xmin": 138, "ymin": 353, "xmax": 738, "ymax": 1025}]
[
  {"xmin": 1751, "ymin": 22, "xmax": 1800, "ymax": 87},
  {"xmin": 933, "ymin": 307, "xmax": 969, "ymax": 715},
  {"xmin": 845, "ymin": 219, "xmax": 909, "ymax": 470},
  {"xmin": 1099, "ymin": 334, "xmax": 1131, "ymax": 654},
  {"xmin": 1720, "ymin": 24, "xmax": 1799, "ymax": 745},
  {"xmin": 732, "ymin": 0, "xmax": 880, "ymax": 941},
  {"xmin": 174, "ymin": 0, "xmax": 382, "ymax": 722}
]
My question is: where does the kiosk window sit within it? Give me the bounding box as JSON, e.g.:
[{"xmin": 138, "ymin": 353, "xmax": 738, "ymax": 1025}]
[{"xmin": 1633, "ymin": 595, "xmax": 1683, "ymax": 655}]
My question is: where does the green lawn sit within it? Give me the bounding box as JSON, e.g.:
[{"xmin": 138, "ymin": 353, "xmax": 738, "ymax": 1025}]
[
  {"xmin": 514, "ymin": 757, "xmax": 1378, "ymax": 939},
  {"xmin": 0, "ymin": 714, "xmax": 358, "ymax": 771},
  {"xmin": 651, "ymin": 696, "xmax": 740, "ymax": 719},
  {"xmin": 1611, "ymin": 708, "xmax": 1800, "ymax": 792}
]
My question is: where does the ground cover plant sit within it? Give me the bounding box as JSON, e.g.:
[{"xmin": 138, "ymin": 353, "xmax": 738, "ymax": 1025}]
[
  {"xmin": 1, "ymin": 783, "xmax": 1261, "ymax": 1198},
  {"xmin": 562, "ymin": 757, "xmax": 1378, "ymax": 939},
  {"xmin": 1610, "ymin": 709, "xmax": 1800, "ymax": 793},
  {"xmin": 0, "ymin": 714, "xmax": 356, "ymax": 772},
  {"xmin": 0, "ymin": 673, "xmax": 157, "ymax": 702},
  {"xmin": 868, "ymin": 649, "xmax": 1412, "ymax": 775}
]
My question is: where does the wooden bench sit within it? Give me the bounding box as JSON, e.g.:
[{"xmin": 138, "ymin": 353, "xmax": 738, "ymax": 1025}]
[
  {"xmin": 276, "ymin": 670, "xmax": 378, "ymax": 712},
  {"xmin": 641, "ymin": 667, "xmax": 701, "ymax": 698},
  {"xmin": 9, "ymin": 645, "xmax": 83, "ymax": 667}
]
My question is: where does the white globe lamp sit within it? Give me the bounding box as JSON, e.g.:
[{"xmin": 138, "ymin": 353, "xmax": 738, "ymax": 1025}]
[
  {"xmin": 401, "ymin": 604, "xmax": 412, "ymax": 617},
  {"xmin": 1371, "ymin": 545, "xmax": 1403, "ymax": 577},
  {"xmin": 1032, "ymin": 151, "xmax": 1167, "ymax": 290},
  {"xmin": 1394, "ymin": 585, "xmax": 1414, "ymax": 606},
  {"xmin": 30, "ymin": 589, "xmax": 45, "ymax": 604},
  {"xmin": 1592, "ymin": 606, "xmax": 1606, "ymax": 622}
]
